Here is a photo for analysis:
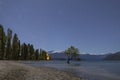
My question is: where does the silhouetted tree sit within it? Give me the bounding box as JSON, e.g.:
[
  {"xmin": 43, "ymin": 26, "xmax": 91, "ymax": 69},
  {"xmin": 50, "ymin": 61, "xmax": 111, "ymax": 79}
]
[
  {"xmin": 29, "ymin": 44, "xmax": 34, "ymax": 60},
  {"xmin": 20, "ymin": 43, "xmax": 28, "ymax": 60},
  {"xmin": 20, "ymin": 44, "xmax": 24, "ymax": 60},
  {"xmin": 39, "ymin": 49, "xmax": 47, "ymax": 60},
  {"xmin": 34, "ymin": 49, "xmax": 39, "ymax": 60},
  {"xmin": 0, "ymin": 24, "xmax": 6, "ymax": 59},
  {"xmin": 17, "ymin": 40, "xmax": 21, "ymax": 59},
  {"xmin": 64, "ymin": 46, "xmax": 79, "ymax": 64},
  {"xmin": 6, "ymin": 28, "xmax": 12, "ymax": 60},
  {"xmin": 0, "ymin": 24, "xmax": 47, "ymax": 61},
  {"xmin": 27, "ymin": 43, "xmax": 31, "ymax": 60},
  {"xmin": 12, "ymin": 33, "xmax": 20, "ymax": 60}
]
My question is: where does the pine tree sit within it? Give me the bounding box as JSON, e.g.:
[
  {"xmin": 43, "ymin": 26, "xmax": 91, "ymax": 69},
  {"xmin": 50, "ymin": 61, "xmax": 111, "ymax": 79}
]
[
  {"xmin": 34, "ymin": 49, "xmax": 39, "ymax": 60},
  {"xmin": 12, "ymin": 33, "xmax": 19, "ymax": 60},
  {"xmin": 30, "ymin": 44, "xmax": 34, "ymax": 60},
  {"xmin": 24, "ymin": 43, "xmax": 28, "ymax": 60},
  {"xmin": 0, "ymin": 24, "xmax": 6, "ymax": 59},
  {"xmin": 20, "ymin": 44, "xmax": 24, "ymax": 60},
  {"xmin": 17, "ymin": 40, "xmax": 21, "ymax": 60},
  {"xmin": 27, "ymin": 43, "xmax": 31, "ymax": 60},
  {"xmin": 39, "ymin": 49, "xmax": 47, "ymax": 60},
  {"xmin": 6, "ymin": 28, "xmax": 12, "ymax": 60}
]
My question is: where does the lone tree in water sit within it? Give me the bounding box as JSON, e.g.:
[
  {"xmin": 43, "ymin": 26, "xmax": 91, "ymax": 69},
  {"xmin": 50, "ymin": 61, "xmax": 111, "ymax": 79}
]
[{"xmin": 64, "ymin": 46, "xmax": 79, "ymax": 64}]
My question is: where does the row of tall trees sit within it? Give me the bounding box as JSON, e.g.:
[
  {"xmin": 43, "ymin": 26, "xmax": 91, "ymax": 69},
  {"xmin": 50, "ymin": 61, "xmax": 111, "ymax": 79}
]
[{"xmin": 0, "ymin": 24, "xmax": 48, "ymax": 60}]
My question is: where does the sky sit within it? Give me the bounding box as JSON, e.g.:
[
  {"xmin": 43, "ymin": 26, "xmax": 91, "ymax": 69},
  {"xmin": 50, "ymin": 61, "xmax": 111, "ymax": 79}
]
[{"xmin": 0, "ymin": 0, "xmax": 120, "ymax": 54}]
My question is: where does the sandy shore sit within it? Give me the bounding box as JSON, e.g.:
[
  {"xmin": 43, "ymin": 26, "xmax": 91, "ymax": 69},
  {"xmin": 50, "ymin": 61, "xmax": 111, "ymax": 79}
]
[{"xmin": 0, "ymin": 61, "xmax": 81, "ymax": 80}]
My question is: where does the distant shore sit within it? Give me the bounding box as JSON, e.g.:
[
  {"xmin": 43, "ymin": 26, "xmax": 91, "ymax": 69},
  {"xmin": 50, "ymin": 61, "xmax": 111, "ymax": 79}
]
[{"xmin": 0, "ymin": 61, "xmax": 81, "ymax": 80}]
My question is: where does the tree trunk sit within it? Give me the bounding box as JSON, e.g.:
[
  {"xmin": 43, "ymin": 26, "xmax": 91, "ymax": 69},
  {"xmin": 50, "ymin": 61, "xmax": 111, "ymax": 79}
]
[{"xmin": 67, "ymin": 58, "xmax": 70, "ymax": 64}]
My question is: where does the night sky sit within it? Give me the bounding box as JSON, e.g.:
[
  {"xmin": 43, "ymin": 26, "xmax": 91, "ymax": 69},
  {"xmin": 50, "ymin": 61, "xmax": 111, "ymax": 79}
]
[{"xmin": 0, "ymin": 0, "xmax": 120, "ymax": 54}]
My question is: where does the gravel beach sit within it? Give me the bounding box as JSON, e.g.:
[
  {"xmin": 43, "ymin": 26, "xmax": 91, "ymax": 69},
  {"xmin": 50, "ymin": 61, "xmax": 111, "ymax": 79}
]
[{"xmin": 0, "ymin": 61, "xmax": 81, "ymax": 80}]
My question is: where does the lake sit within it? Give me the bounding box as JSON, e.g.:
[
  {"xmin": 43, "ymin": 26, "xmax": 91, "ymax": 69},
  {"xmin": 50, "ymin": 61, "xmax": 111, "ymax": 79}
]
[{"xmin": 22, "ymin": 60, "xmax": 120, "ymax": 80}]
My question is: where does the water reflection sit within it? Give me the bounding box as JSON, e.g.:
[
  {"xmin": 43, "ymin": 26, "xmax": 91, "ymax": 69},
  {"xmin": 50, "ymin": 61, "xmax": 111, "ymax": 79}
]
[{"xmin": 22, "ymin": 61, "xmax": 120, "ymax": 80}]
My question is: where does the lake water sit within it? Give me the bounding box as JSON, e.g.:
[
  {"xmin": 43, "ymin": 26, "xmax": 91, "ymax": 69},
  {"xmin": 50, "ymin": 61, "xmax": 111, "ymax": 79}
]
[{"xmin": 22, "ymin": 60, "xmax": 120, "ymax": 80}]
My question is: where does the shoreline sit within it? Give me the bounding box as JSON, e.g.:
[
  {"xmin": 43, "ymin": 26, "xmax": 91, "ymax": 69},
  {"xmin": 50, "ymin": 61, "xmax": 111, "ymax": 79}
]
[{"xmin": 0, "ymin": 61, "xmax": 81, "ymax": 80}]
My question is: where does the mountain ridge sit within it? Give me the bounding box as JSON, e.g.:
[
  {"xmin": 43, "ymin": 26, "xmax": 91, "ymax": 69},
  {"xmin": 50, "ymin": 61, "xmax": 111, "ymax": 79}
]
[
  {"xmin": 48, "ymin": 50, "xmax": 120, "ymax": 61},
  {"xmin": 48, "ymin": 51, "xmax": 105, "ymax": 61},
  {"xmin": 104, "ymin": 51, "xmax": 120, "ymax": 60}
]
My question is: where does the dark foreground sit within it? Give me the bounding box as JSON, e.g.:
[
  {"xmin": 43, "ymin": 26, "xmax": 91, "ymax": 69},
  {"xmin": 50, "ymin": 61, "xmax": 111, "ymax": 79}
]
[{"xmin": 0, "ymin": 61, "xmax": 81, "ymax": 80}]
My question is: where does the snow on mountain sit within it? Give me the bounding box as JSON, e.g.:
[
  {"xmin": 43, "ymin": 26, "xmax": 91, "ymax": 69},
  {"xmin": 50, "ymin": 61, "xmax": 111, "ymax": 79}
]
[
  {"xmin": 48, "ymin": 50, "xmax": 64, "ymax": 54},
  {"xmin": 48, "ymin": 50, "xmax": 106, "ymax": 60}
]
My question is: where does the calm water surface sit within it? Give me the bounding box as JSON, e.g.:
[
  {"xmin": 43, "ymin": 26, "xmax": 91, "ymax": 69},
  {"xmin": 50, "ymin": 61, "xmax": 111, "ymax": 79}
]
[{"xmin": 23, "ymin": 61, "xmax": 120, "ymax": 80}]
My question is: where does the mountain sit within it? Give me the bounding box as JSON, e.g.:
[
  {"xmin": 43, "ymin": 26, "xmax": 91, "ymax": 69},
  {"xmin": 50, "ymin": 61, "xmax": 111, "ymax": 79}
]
[
  {"xmin": 48, "ymin": 51, "xmax": 105, "ymax": 61},
  {"xmin": 48, "ymin": 51, "xmax": 66, "ymax": 60},
  {"xmin": 80, "ymin": 54, "xmax": 105, "ymax": 61},
  {"xmin": 49, "ymin": 53, "xmax": 67, "ymax": 60},
  {"xmin": 48, "ymin": 50, "xmax": 64, "ymax": 54},
  {"xmin": 104, "ymin": 51, "xmax": 120, "ymax": 60}
]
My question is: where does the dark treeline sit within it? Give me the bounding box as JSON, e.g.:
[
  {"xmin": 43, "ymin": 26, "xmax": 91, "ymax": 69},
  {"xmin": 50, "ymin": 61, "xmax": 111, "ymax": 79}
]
[{"xmin": 0, "ymin": 24, "xmax": 49, "ymax": 60}]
